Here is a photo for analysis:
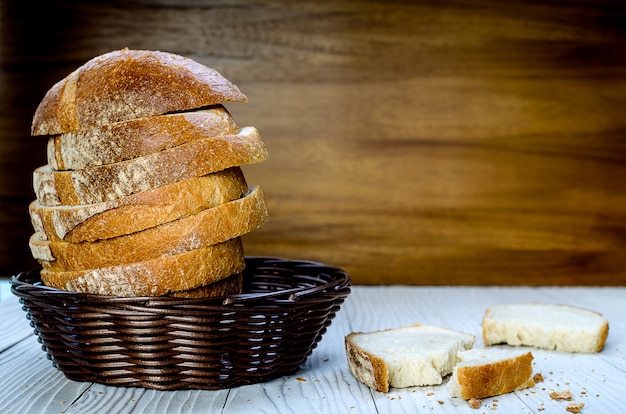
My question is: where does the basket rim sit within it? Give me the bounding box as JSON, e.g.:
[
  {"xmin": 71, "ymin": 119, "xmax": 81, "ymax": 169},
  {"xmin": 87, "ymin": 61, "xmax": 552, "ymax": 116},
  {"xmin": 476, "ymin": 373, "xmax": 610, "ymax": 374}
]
[{"xmin": 10, "ymin": 256, "xmax": 352, "ymax": 305}]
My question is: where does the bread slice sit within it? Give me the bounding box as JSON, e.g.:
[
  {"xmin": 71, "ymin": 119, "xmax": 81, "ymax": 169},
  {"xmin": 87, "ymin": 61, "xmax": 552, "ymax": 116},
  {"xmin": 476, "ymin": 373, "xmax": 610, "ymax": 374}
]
[
  {"xmin": 448, "ymin": 348, "xmax": 535, "ymax": 400},
  {"xmin": 48, "ymin": 106, "xmax": 239, "ymax": 170},
  {"xmin": 482, "ymin": 303, "xmax": 609, "ymax": 353},
  {"xmin": 33, "ymin": 126, "xmax": 267, "ymax": 206},
  {"xmin": 29, "ymin": 167, "xmax": 247, "ymax": 242},
  {"xmin": 345, "ymin": 325, "xmax": 475, "ymax": 392},
  {"xmin": 164, "ymin": 272, "xmax": 243, "ymax": 298},
  {"xmin": 31, "ymin": 48, "xmax": 247, "ymax": 136},
  {"xmin": 31, "ymin": 185, "xmax": 268, "ymax": 270},
  {"xmin": 40, "ymin": 237, "xmax": 245, "ymax": 297}
]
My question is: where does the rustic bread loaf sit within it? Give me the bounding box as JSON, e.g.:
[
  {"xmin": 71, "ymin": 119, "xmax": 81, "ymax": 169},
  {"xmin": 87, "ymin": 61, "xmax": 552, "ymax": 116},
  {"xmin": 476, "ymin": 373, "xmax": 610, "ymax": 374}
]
[
  {"xmin": 448, "ymin": 349, "xmax": 535, "ymax": 400},
  {"xmin": 29, "ymin": 49, "xmax": 269, "ymax": 298},
  {"xmin": 29, "ymin": 167, "xmax": 247, "ymax": 242},
  {"xmin": 31, "ymin": 186, "xmax": 268, "ymax": 271},
  {"xmin": 31, "ymin": 48, "xmax": 247, "ymax": 136},
  {"xmin": 40, "ymin": 237, "xmax": 245, "ymax": 297},
  {"xmin": 482, "ymin": 303, "xmax": 609, "ymax": 353},
  {"xmin": 345, "ymin": 325, "xmax": 475, "ymax": 392},
  {"xmin": 47, "ymin": 106, "xmax": 238, "ymax": 170},
  {"xmin": 33, "ymin": 126, "xmax": 267, "ymax": 206}
]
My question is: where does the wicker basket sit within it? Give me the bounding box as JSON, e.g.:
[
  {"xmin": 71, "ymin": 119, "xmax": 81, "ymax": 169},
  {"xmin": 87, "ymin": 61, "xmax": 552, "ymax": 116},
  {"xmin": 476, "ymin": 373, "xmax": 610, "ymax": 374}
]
[{"xmin": 10, "ymin": 256, "xmax": 351, "ymax": 390}]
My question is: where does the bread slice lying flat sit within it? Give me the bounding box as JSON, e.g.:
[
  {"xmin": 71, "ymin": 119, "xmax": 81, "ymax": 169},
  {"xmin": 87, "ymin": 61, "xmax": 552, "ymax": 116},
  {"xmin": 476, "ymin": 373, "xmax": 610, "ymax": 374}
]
[
  {"xmin": 41, "ymin": 237, "xmax": 245, "ymax": 297},
  {"xmin": 48, "ymin": 106, "xmax": 238, "ymax": 170},
  {"xmin": 483, "ymin": 303, "xmax": 609, "ymax": 353},
  {"xmin": 29, "ymin": 167, "xmax": 247, "ymax": 242},
  {"xmin": 448, "ymin": 348, "xmax": 535, "ymax": 400},
  {"xmin": 345, "ymin": 325, "xmax": 475, "ymax": 392},
  {"xmin": 31, "ymin": 48, "xmax": 247, "ymax": 136},
  {"xmin": 31, "ymin": 186, "xmax": 268, "ymax": 271},
  {"xmin": 33, "ymin": 126, "xmax": 267, "ymax": 206}
]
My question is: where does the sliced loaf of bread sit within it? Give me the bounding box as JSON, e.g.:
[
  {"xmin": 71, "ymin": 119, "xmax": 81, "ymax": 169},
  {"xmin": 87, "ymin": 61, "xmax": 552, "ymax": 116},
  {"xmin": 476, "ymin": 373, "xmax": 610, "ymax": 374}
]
[
  {"xmin": 31, "ymin": 48, "xmax": 247, "ymax": 136},
  {"xmin": 482, "ymin": 303, "xmax": 609, "ymax": 353},
  {"xmin": 31, "ymin": 186, "xmax": 268, "ymax": 270},
  {"xmin": 29, "ymin": 167, "xmax": 247, "ymax": 242},
  {"xmin": 345, "ymin": 325, "xmax": 475, "ymax": 392},
  {"xmin": 448, "ymin": 348, "xmax": 535, "ymax": 400},
  {"xmin": 47, "ymin": 106, "xmax": 238, "ymax": 170},
  {"xmin": 29, "ymin": 49, "xmax": 268, "ymax": 298},
  {"xmin": 40, "ymin": 237, "xmax": 245, "ymax": 297},
  {"xmin": 33, "ymin": 126, "xmax": 267, "ymax": 206}
]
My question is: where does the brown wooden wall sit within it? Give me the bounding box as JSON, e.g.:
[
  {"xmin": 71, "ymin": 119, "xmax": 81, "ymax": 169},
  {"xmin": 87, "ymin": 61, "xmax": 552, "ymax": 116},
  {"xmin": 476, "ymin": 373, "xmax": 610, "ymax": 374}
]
[{"xmin": 2, "ymin": 0, "xmax": 626, "ymax": 285}]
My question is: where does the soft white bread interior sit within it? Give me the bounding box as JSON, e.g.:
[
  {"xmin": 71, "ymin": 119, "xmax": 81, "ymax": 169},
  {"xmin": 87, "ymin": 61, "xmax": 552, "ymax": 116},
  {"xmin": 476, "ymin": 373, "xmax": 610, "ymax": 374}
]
[
  {"xmin": 448, "ymin": 348, "xmax": 535, "ymax": 400},
  {"xmin": 345, "ymin": 325, "xmax": 475, "ymax": 392},
  {"xmin": 482, "ymin": 303, "xmax": 609, "ymax": 353}
]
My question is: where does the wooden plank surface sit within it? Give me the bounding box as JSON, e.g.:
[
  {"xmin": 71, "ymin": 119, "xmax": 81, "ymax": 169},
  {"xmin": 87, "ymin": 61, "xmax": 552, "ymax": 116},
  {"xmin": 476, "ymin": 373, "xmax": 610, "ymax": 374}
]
[
  {"xmin": 1, "ymin": 283, "xmax": 624, "ymax": 413},
  {"xmin": 2, "ymin": 1, "xmax": 626, "ymax": 284}
]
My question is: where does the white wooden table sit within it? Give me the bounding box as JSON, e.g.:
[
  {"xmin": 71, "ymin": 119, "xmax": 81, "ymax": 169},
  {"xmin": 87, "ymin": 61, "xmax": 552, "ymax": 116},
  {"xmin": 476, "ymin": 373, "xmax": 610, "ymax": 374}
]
[{"xmin": 1, "ymin": 279, "xmax": 624, "ymax": 413}]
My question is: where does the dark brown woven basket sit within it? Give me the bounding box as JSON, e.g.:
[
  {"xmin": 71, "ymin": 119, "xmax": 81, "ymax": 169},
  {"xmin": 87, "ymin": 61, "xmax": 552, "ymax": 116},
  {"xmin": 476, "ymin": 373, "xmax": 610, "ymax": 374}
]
[{"xmin": 10, "ymin": 256, "xmax": 351, "ymax": 390}]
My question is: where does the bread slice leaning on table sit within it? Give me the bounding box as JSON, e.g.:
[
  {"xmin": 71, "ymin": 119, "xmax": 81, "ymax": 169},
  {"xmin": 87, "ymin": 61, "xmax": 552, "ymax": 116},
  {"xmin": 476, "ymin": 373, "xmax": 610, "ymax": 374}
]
[
  {"xmin": 482, "ymin": 303, "xmax": 609, "ymax": 353},
  {"xmin": 28, "ymin": 49, "xmax": 270, "ymax": 298},
  {"xmin": 447, "ymin": 348, "xmax": 535, "ymax": 400},
  {"xmin": 345, "ymin": 325, "xmax": 475, "ymax": 393},
  {"xmin": 30, "ymin": 186, "xmax": 268, "ymax": 271}
]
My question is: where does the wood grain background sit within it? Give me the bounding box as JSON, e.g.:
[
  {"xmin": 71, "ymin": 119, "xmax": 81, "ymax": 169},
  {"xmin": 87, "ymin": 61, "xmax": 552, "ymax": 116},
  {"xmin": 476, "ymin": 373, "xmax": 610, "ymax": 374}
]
[{"xmin": 1, "ymin": 0, "xmax": 626, "ymax": 285}]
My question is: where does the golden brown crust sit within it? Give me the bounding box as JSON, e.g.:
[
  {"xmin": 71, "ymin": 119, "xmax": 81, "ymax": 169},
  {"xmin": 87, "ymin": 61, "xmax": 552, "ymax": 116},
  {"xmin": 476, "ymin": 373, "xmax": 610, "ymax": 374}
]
[
  {"xmin": 32, "ymin": 49, "xmax": 247, "ymax": 136},
  {"xmin": 32, "ymin": 186, "xmax": 268, "ymax": 271},
  {"xmin": 33, "ymin": 126, "xmax": 267, "ymax": 206},
  {"xmin": 345, "ymin": 332, "xmax": 390, "ymax": 392},
  {"xmin": 165, "ymin": 272, "xmax": 243, "ymax": 298},
  {"xmin": 595, "ymin": 319, "xmax": 610, "ymax": 352},
  {"xmin": 29, "ymin": 167, "xmax": 248, "ymax": 242},
  {"xmin": 455, "ymin": 351, "xmax": 535, "ymax": 400},
  {"xmin": 40, "ymin": 237, "xmax": 245, "ymax": 297},
  {"xmin": 48, "ymin": 106, "xmax": 239, "ymax": 170}
]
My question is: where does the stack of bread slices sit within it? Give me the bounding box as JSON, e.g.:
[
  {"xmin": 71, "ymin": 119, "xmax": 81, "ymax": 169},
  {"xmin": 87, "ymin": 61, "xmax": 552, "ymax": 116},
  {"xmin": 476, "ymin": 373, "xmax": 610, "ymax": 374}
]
[{"xmin": 27, "ymin": 48, "xmax": 269, "ymax": 298}]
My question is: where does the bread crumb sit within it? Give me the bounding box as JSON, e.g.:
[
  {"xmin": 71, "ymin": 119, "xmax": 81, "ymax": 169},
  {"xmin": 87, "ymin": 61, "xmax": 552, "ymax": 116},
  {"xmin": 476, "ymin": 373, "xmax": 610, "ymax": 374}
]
[
  {"xmin": 566, "ymin": 402, "xmax": 585, "ymax": 413},
  {"xmin": 468, "ymin": 398, "xmax": 482, "ymax": 409},
  {"xmin": 550, "ymin": 389, "xmax": 573, "ymax": 401},
  {"xmin": 296, "ymin": 377, "xmax": 306, "ymax": 382},
  {"xmin": 533, "ymin": 373, "xmax": 545, "ymax": 383}
]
